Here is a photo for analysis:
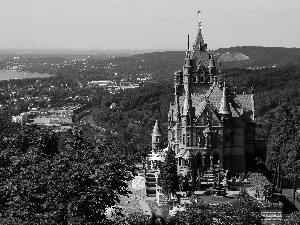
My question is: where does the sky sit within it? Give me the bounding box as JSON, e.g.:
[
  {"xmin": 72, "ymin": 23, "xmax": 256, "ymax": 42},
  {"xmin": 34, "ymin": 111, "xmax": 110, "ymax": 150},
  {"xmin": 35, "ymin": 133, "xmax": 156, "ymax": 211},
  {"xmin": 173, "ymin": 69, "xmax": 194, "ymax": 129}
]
[{"xmin": 0, "ymin": 0, "xmax": 299, "ymax": 50}]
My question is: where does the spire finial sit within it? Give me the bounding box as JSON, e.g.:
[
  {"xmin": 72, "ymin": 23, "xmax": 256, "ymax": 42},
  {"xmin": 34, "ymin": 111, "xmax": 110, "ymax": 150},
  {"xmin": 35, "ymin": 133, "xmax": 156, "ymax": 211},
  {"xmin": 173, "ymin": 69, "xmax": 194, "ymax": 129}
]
[
  {"xmin": 197, "ymin": 10, "xmax": 202, "ymax": 27},
  {"xmin": 188, "ymin": 34, "xmax": 190, "ymax": 50}
]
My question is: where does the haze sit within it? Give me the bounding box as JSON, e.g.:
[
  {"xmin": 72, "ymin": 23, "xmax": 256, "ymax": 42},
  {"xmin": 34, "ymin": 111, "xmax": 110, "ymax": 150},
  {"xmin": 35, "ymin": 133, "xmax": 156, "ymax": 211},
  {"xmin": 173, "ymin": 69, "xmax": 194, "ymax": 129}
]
[{"xmin": 0, "ymin": 0, "xmax": 299, "ymax": 50}]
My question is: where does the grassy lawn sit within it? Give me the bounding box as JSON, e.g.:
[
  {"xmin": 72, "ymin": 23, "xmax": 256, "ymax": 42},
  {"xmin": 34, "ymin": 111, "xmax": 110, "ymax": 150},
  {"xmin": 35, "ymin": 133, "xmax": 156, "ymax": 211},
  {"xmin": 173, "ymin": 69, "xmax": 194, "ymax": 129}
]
[{"xmin": 197, "ymin": 195, "xmax": 235, "ymax": 204}]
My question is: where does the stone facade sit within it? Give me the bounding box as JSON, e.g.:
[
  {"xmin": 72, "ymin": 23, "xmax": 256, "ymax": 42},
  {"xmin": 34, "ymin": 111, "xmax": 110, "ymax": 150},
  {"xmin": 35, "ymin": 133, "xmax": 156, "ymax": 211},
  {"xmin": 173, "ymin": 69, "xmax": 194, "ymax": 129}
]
[{"xmin": 165, "ymin": 19, "xmax": 255, "ymax": 176}]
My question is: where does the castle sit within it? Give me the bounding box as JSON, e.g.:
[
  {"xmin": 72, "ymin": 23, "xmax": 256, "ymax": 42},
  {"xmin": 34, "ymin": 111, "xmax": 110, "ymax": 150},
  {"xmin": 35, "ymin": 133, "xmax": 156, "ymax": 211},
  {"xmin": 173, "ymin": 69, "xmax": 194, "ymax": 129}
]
[{"xmin": 150, "ymin": 15, "xmax": 255, "ymax": 178}]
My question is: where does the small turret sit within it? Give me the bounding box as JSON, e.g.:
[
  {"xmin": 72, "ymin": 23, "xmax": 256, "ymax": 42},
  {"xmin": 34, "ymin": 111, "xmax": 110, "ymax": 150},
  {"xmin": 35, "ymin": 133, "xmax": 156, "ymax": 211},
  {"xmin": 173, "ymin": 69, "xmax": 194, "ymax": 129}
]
[
  {"xmin": 219, "ymin": 82, "xmax": 231, "ymax": 115},
  {"xmin": 183, "ymin": 150, "xmax": 194, "ymax": 176},
  {"xmin": 208, "ymin": 55, "xmax": 216, "ymax": 74},
  {"xmin": 152, "ymin": 120, "xmax": 162, "ymax": 151},
  {"xmin": 208, "ymin": 54, "xmax": 216, "ymax": 83}
]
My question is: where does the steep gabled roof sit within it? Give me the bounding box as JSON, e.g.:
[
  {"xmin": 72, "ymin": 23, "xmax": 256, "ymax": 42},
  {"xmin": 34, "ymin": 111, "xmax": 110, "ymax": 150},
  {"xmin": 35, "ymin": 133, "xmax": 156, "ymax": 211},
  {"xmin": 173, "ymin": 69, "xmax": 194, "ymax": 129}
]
[
  {"xmin": 177, "ymin": 82, "xmax": 254, "ymax": 123},
  {"xmin": 176, "ymin": 148, "xmax": 186, "ymax": 158},
  {"xmin": 183, "ymin": 150, "xmax": 194, "ymax": 159},
  {"xmin": 190, "ymin": 27, "xmax": 210, "ymax": 72}
]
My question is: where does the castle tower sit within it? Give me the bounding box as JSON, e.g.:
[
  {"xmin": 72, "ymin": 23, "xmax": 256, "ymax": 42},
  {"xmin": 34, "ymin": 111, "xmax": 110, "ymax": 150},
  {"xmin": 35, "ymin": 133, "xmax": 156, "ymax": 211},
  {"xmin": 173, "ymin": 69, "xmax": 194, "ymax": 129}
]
[
  {"xmin": 152, "ymin": 120, "xmax": 162, "ymax": 151},
  {"xmin": 182, "ymin": 150, "xmax": 194, "ymax": 176},
  {"xmin": 219, "ymin": 82, "xmax": 232, "ymax": 127},
  {"xmin": 165, "ymin": 12, "xmax": 255, "ymax": 177},
  {"xmin": 219, "ymin": 83, "xmax": 231, "ymax": 116}
]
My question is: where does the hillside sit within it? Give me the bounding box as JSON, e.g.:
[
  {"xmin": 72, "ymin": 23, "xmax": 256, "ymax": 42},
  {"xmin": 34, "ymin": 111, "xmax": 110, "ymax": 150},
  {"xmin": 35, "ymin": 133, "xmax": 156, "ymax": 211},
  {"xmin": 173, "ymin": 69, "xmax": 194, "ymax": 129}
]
[
  {"xmin": 117, "ymin": 46, "xmax": 300, "ymax": 71},
  {"xmin": 213, "ymin": 46, "xmax": 300, "ymax": 69},
  {"xmin": 93, "ymin": 46, "xmax": 300, "ymax": 86}
]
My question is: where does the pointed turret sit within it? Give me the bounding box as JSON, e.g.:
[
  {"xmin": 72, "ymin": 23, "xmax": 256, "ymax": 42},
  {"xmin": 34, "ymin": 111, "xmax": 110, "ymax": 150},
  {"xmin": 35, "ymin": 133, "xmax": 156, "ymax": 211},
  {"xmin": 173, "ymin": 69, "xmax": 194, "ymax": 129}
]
[
  {"xmin": 219, "ymin": 82, "xmax": 231, "ymax": 115},
  {"xmin": 182, "ymin": 35, "xmax": 192, "ymax": 126},
  {"xmin": 208, "ymin": 54, "xmax": 217, "ymax": 83},
  {"xmin": 208, "ymin": 55, "xmax": 216, "ymax": 73},
  {"xmin": 193, "ymin": 10, "xmax": 206, "ymax": 52},
  {"xmin": 152, "ymin": 120, "xmax": 162, "ymax": 150},
  {"xmin": 190, "ymin": 11, "xmax": 210, "ymax": 74}
]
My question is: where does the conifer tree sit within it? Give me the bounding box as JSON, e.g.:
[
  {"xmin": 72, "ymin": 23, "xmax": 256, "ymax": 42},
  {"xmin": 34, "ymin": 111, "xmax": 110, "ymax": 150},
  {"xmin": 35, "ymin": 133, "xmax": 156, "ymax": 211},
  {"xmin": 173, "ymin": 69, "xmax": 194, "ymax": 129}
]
[{"xmin": 158, "ymin": 149, "xmax": 179, "ymax": 199}]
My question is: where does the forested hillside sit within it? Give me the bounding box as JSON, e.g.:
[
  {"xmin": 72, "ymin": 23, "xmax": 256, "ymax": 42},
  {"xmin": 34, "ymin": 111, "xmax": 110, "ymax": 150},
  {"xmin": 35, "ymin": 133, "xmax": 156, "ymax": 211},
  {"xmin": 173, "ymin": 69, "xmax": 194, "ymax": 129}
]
[
  {"xmin": 94, "ymin": 46, "xmax": 300, "ymax": 82},
  {"xmin": 224, "ymin": 65, "xmax": 300, "ymax": 116}
]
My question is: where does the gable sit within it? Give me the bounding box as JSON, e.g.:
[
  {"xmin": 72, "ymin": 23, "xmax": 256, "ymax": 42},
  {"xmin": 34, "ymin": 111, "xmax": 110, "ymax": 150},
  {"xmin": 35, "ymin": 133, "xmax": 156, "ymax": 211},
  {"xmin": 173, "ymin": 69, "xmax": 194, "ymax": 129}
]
[{"xmin": 194, "ymin": 104, "xmax": 221, "ymax": 127}]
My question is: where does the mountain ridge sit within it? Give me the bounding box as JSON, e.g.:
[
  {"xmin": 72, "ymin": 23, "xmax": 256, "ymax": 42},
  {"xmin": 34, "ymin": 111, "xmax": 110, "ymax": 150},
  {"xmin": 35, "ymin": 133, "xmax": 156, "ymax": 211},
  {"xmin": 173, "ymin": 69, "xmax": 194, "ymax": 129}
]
[{"xmin": 125, "ymin": 46, "xmax": 300, "ymax": 69}]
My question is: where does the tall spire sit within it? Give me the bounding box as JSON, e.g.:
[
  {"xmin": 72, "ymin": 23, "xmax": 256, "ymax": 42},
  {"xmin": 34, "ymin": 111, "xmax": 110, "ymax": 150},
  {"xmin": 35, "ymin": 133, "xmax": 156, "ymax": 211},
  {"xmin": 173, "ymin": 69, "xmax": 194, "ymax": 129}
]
[
  {"xmin": 219, "ymin": 82, "xmax": 231, "ymax": 115},
  {"xmin": 184, "ymin": 34, "xmax": 192, "ymax": 69},
  {"xmin": 197, "ymin": 10, "xmax": 202, "ymax": 28},
  {"xmin": 190, "ymin": 10, "xmax": 209, "ymax": 70}
]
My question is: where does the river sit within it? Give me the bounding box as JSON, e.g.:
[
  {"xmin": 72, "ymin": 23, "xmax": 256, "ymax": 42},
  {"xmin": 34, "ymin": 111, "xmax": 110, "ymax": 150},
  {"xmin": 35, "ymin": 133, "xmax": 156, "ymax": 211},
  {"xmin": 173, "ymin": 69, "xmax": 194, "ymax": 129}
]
[{"xmin": 0, "ymin": 70, "xmax": 52, "ymax": 81}]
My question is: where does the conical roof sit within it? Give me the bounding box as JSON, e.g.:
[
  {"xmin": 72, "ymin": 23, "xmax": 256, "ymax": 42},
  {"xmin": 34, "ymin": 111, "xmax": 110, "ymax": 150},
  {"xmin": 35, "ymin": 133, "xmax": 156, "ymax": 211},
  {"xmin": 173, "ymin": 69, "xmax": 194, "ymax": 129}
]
[
  {"xmin": 152, "ymin": 119, "xmax": 162, "ymax": 136},
  {"xmin": 190, "ymin": 22, "xmax": 210, "ymax": 71}
]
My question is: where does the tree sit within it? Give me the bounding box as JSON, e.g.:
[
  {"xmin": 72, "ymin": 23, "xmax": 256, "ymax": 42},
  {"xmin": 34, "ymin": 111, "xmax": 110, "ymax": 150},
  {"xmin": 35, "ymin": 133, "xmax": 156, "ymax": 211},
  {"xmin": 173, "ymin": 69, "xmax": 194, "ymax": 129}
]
[
  {"xmin": 158, "ymin": 149, "xmax": 179, "ymax": 199},
  {"xmin": 265, "ymin": 98, "xmax": 300, "ymax": 193},
  {"xmin": 0, "ymin": 124, "xmax": 137, "ymax": 224},
  {"xmin": 39, "ymin": 131, "xmax": 59, "ymax": 156},
  {"xmin": 168, "ymin": 189, "xmax": 262, "ymax": 225},
  {"xmin": 285, "ymin": 211, "xmax": 300, "ymax": 225}
]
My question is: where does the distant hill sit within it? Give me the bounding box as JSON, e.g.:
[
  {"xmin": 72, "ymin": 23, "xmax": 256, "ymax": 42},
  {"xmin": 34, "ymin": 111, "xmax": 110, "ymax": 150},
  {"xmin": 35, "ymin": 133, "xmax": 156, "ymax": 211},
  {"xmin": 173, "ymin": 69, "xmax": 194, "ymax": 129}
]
[
  {"xmin": 213, "ymin": 46, "xmax": 300, "ymax": 69},
  {"xmin": 98, "ymin": 46, "xmax": 300, "ymax": 82},
  {"xmin": 125, "ymin": 46, "xmax": 300, "ymax": 70}
]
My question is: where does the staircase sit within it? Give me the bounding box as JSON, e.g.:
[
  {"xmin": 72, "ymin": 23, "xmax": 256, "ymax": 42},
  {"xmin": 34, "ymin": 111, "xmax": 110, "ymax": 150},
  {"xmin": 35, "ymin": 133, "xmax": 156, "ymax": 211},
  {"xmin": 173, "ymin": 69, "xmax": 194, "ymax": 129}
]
[
  {"xmin": 145, "ymin": 172, "xmax": 157, "ymax": 197},
  {"xmin": 201, "ymin": 170, "xmax": 216, "ymax": 189}
]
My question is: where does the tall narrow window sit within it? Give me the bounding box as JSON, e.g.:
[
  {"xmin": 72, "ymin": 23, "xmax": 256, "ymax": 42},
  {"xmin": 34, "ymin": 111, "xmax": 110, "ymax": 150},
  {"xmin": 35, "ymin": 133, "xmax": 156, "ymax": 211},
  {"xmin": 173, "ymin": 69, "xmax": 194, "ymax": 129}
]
[
  {"xmin": 183, "ymin": 134, "xmax": 185, "ymax": 144},
  {"xmin": 187, "ymin": 135, "xmax": 190, "ymax": 146}
]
